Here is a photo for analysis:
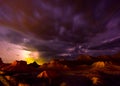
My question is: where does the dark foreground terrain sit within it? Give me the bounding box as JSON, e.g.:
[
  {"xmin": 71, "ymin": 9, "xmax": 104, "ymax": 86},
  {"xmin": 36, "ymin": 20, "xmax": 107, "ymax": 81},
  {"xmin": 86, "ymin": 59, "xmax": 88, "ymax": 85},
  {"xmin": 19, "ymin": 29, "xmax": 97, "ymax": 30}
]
[{"xmin": 0, "ymin": 52, "xmax": 120, "ymax": 86}]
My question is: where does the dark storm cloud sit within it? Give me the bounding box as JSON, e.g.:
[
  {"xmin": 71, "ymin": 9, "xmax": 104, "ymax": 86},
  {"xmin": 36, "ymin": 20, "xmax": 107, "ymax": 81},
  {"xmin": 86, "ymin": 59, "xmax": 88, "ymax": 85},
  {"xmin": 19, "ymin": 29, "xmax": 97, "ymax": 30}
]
[
  {"xmin": 22, "ymin": 39, "xmax": 73, "ymax": 58},
  {"xmin": 0, "ymin": 27, "xmax": 72, "ymax": 58},
  {"xmin": 0, "ymin": 0, "xmax": 120, "ymax": 58},
  {"xmin": 1, "ymin": 0, "xmax": 120, "ymax": 43},
  {"xmin": 0, "ymin": 27, "xmax": 27, "ymax": 44},
  {"xmin": 89, "ymin": 38, "xmax": 120, "ymax": 50}
]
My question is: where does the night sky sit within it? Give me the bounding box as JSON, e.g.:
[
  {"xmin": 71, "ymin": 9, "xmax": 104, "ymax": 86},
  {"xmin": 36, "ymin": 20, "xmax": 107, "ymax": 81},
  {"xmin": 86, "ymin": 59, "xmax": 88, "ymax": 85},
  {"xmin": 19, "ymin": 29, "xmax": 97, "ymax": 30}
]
[{"xmin": 0, "ymin": 0, "xmax": 120, "ymax": 63}]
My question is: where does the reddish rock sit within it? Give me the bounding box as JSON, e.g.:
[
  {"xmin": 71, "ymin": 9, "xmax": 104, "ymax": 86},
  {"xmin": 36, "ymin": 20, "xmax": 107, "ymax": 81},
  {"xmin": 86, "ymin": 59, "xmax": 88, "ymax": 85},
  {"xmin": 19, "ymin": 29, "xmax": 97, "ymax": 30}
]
[
  {"xmin": 37, "ymin": 70, "xmax": 60, "ymax": 79},
  {"xmin": 2, "ymin": 60, "xmax": 36, "ymax": 73},
  {"xmin": 0, "ymin": 58, "xmax": 4, "ymax": 65}
]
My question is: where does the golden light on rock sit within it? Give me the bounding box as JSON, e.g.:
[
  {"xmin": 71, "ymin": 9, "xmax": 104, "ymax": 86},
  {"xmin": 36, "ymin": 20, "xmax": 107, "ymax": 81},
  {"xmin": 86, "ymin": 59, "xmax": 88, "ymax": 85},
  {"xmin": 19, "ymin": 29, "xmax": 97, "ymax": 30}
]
[{"xmin": 25, "ymin": 57, "xmax": 35, "ymax": 64}]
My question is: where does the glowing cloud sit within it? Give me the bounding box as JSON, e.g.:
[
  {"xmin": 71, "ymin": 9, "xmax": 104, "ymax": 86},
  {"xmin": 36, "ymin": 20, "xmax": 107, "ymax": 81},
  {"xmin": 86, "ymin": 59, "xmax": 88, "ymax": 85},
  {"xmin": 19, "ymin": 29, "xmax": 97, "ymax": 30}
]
[
  {"xmin": 21, "ymin": 50, "xmax": 45, "ymax": 65},
  {"xmin": 21, "ymin": 50, "xmax": 31, "ymax": 59}
]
